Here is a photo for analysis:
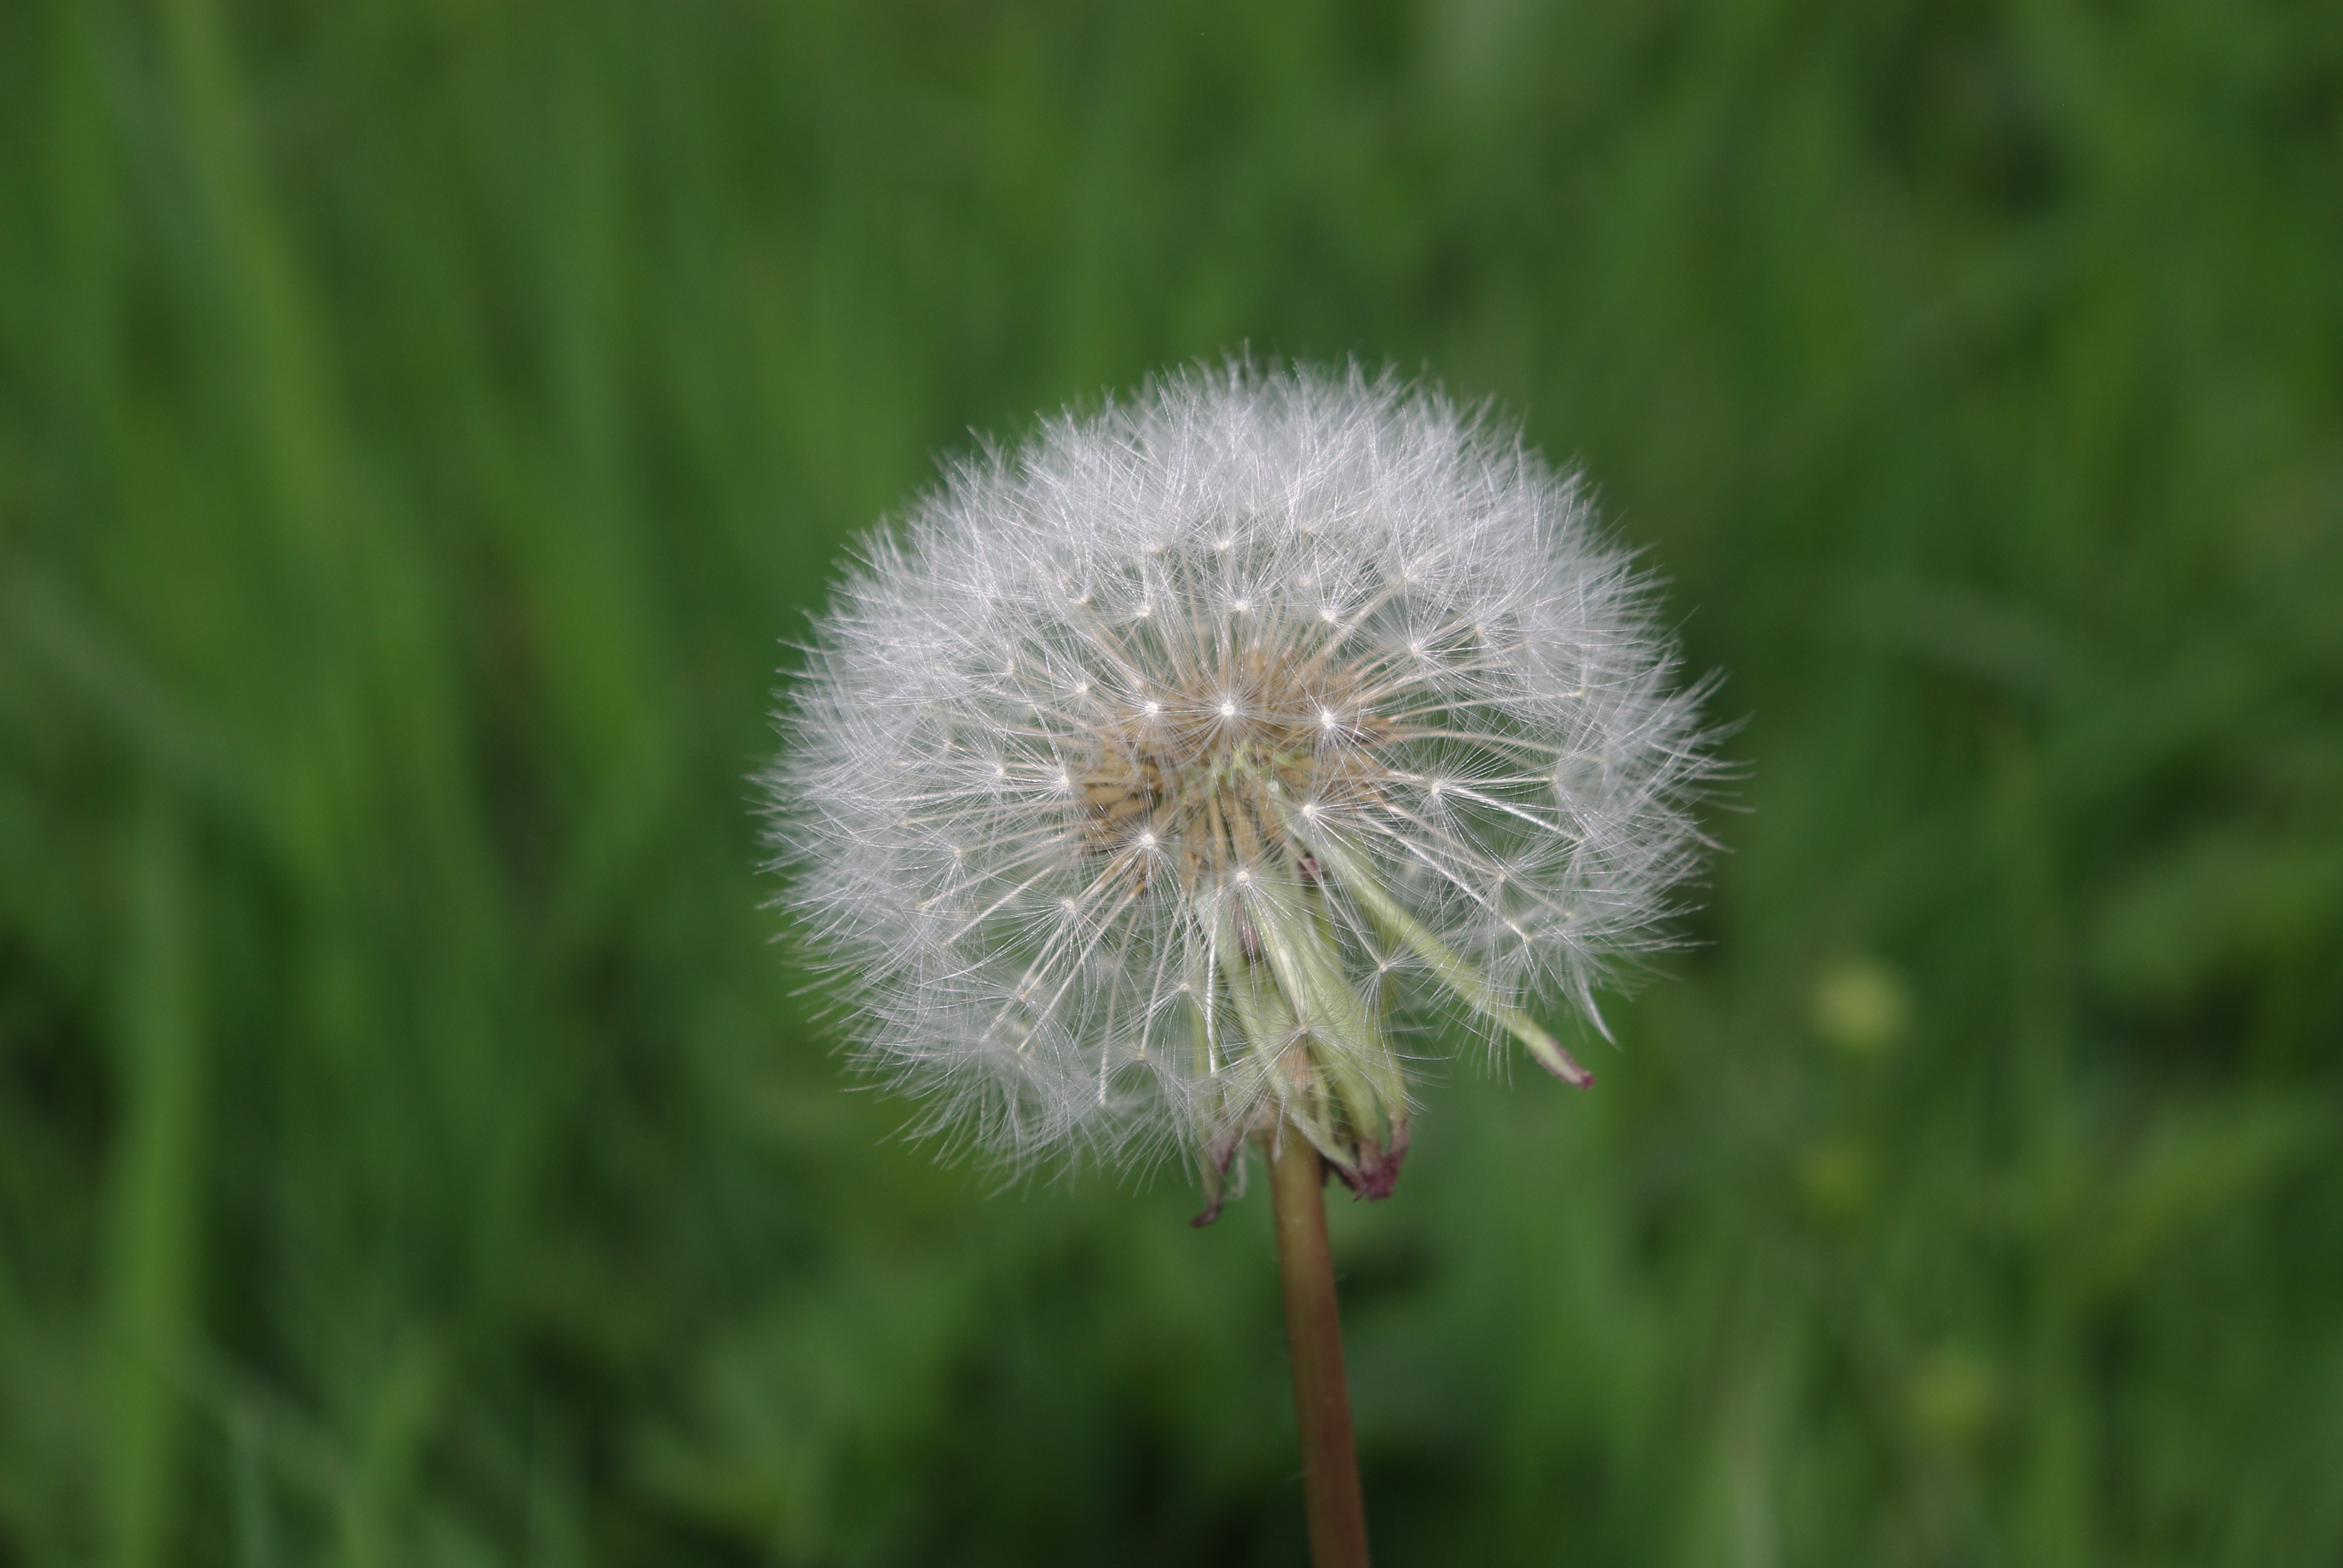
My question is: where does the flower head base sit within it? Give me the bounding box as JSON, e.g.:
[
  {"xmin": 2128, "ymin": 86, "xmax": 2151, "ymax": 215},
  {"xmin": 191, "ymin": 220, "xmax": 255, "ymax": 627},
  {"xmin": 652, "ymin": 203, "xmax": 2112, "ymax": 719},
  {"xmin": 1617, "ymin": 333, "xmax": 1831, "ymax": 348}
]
[{"xmin": 769, "ymin": 364, "xmax": 1714, "ymax": 1212}]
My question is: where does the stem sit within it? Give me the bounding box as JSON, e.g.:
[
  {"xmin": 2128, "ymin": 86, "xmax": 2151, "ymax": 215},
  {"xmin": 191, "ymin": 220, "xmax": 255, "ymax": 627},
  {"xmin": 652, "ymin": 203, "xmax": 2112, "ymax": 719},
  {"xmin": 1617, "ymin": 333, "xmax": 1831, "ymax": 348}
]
[{"xmin": 1270, "ymin": 1128, "xmax": 1371, "ymax": 1568}]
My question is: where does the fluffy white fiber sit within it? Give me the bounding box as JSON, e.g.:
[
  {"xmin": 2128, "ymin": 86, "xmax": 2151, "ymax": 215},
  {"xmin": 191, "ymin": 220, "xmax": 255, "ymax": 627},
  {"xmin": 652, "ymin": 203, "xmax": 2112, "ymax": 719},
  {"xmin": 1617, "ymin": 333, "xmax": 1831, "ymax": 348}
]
[{"xmin": 766, "ymin": 362, "xmax": 1715, "ymax": 1185}]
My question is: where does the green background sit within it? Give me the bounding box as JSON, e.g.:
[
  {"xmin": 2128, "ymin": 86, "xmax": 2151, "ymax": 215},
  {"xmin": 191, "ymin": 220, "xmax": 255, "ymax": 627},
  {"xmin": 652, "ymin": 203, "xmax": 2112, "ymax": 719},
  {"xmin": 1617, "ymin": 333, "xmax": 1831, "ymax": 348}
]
[{"xmin": 4, "ymin": 2, "xmax": 2340, "ymax": 1563}]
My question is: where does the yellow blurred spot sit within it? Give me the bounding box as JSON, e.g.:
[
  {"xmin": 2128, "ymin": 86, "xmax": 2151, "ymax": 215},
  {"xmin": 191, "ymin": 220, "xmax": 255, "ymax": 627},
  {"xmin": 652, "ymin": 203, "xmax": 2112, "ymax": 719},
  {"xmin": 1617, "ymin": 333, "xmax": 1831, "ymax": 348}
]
[
  {"xmin": 1813, "ymin": 956, "xmax": 1912, "ymax": 1056},
  {"xmin": 1908, "ymin": 1346, "xmax": 1998, "ymax": 1446},
  {"xmin": 1795, "ymin": 1137, "xmax": 1870, "ymax": 1216}
]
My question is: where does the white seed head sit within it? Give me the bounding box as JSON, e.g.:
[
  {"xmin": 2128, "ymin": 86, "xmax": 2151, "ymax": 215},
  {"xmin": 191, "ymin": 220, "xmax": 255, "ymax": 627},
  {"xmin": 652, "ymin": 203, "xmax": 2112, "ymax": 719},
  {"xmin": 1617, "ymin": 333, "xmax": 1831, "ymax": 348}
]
[{"xmin": 765, "ymin": 362, "xmax": 1717, "ymax": 1190}]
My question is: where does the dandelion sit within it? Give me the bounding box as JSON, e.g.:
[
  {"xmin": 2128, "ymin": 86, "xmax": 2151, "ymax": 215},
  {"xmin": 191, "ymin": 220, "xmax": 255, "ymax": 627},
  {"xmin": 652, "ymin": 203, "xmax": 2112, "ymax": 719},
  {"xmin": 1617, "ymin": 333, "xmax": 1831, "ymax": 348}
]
[
  {"xmin": 771, "ymin": 360, "xmax": 1712, "ymax": 1189},
  {"xmin": 765, "ymin": 362, "xmax": 1717, "ymax": 1563}
]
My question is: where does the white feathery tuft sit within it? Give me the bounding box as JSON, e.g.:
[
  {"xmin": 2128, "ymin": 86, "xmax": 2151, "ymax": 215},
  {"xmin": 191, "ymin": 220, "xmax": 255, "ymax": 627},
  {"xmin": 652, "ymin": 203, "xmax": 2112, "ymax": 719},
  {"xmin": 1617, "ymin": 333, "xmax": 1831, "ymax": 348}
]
[{"xmin": 764, "ymin": 362, "xmax": 1719, "ymax": 1195}]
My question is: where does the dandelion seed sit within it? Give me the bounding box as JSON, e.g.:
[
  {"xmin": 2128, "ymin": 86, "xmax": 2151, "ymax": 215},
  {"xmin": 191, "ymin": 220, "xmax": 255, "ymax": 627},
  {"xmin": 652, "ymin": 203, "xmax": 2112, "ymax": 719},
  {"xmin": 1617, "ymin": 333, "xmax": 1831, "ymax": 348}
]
[{"xmin": 764, "ymin": 361, "xmax": 1717, "ymax": 1200}]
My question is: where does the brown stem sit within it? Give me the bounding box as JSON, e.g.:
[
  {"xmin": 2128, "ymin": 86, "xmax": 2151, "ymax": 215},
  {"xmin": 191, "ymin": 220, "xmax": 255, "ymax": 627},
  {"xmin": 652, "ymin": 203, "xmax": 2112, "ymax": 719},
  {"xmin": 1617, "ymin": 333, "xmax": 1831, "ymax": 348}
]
[{"xmin": 1270, "ymin": 1127, "xmax": 1371, "ymax": 1568}]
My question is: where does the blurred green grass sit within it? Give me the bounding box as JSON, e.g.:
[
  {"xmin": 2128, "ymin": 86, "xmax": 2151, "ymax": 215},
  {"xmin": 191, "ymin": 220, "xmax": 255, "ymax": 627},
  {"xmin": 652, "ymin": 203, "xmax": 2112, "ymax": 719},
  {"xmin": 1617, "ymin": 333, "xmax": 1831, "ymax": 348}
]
[{"xmin": 3, "ymin": 1, "xmax": 2341, "ymax": 1563}]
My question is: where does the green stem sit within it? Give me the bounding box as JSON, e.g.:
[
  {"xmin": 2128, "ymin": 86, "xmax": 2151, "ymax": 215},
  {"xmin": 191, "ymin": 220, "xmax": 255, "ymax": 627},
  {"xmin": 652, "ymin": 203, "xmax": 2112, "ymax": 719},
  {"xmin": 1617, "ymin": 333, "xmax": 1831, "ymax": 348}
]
[
  {"xmin": 1280, "ymin": 797, "xmax": 1593, "ymax": 1087},
  {"xmin": 105, "ymin": 798, "xmax": 205, "ymax": 1568},
  {"xmin": 1269, "ymin": 1129, "xmax": 1371, "ymax": 1568}
]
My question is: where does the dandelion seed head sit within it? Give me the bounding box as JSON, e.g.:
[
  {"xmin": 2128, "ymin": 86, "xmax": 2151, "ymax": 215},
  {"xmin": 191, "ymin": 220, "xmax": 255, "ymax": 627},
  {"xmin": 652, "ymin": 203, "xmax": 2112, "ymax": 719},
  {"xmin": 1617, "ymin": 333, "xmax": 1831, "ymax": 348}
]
[{"xmin": 765, "ymin": 361, "xmax": 1719, "ymax": 1181}]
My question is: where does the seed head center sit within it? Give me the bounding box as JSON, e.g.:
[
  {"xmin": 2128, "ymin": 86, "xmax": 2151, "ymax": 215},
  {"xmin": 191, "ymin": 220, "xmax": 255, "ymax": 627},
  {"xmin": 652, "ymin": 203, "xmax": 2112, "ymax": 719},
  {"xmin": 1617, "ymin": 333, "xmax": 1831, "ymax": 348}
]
[{"xmin": 1073, "ymin": 639, "xmax": 1398, "ymax": 885}]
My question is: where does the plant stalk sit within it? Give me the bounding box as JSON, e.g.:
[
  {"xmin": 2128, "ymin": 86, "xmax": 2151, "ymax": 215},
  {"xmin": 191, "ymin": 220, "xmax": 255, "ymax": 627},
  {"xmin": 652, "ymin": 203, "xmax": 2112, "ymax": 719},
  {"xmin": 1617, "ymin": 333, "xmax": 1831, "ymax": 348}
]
[{"xmin": 1270, "ymin": 1128, "xmax": 1371, "ymax": 1568}]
